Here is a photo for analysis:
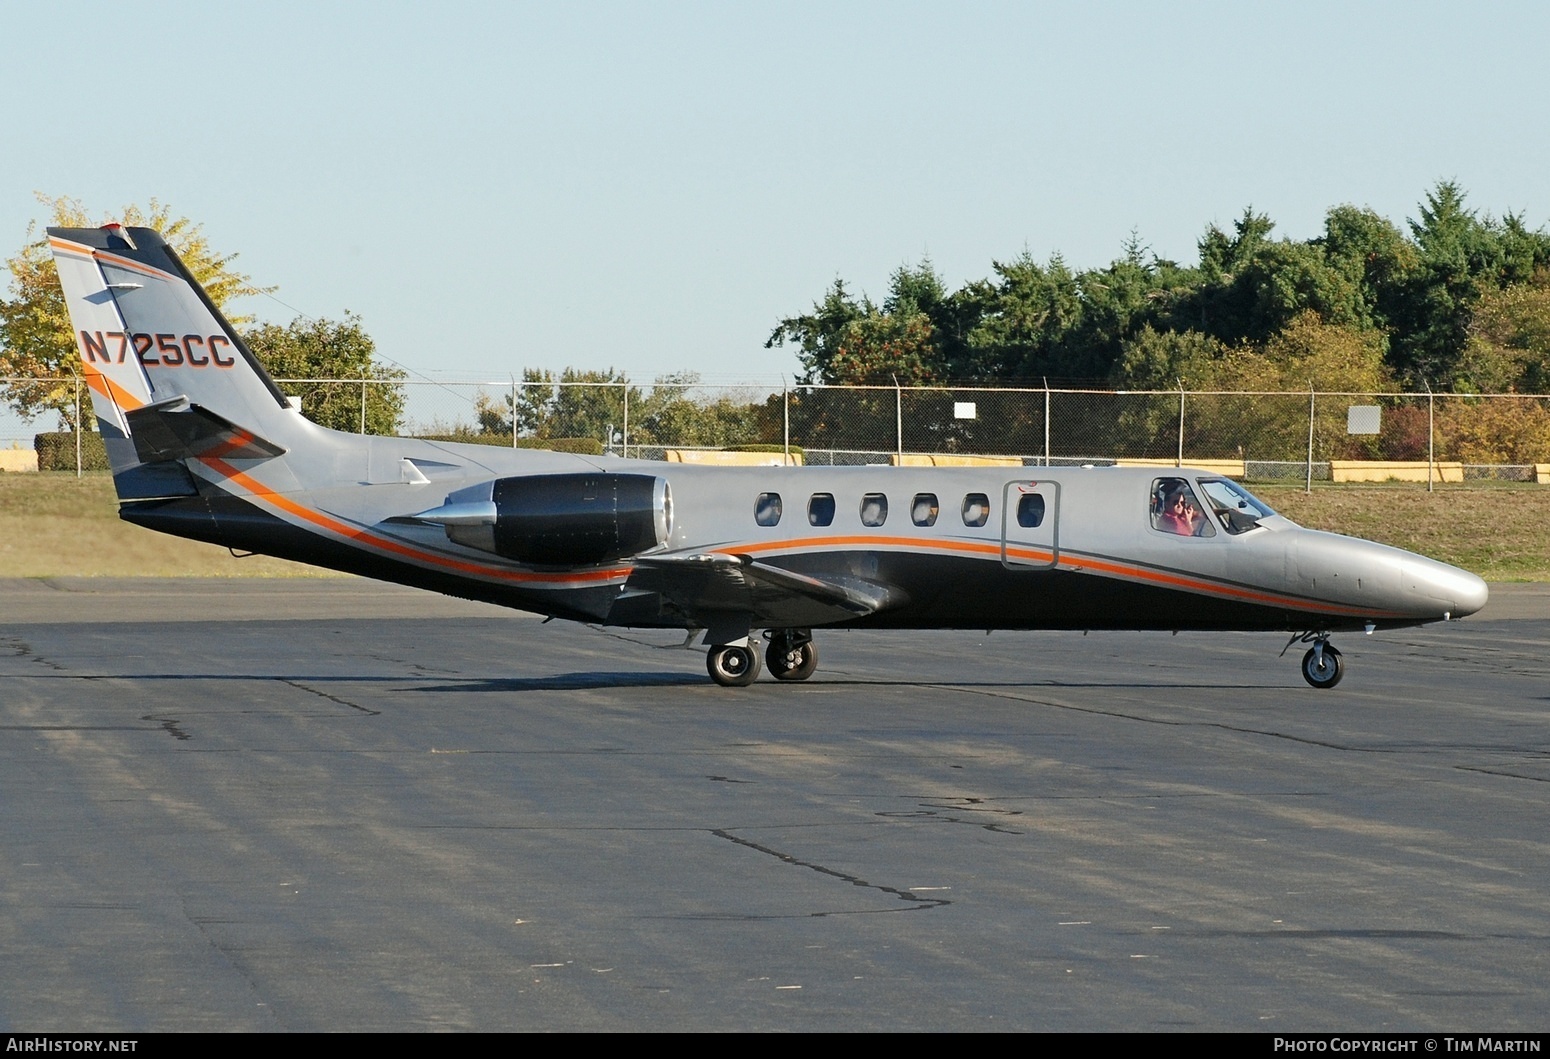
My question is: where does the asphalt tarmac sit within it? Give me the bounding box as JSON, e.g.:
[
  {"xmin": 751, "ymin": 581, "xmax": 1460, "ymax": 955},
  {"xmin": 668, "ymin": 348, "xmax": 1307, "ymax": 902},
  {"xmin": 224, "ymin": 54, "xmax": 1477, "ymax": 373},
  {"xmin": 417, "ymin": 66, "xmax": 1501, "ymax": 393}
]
[{"xmin": 3, "ymin": 577, "xmax": 1548, "ymax": 1031}]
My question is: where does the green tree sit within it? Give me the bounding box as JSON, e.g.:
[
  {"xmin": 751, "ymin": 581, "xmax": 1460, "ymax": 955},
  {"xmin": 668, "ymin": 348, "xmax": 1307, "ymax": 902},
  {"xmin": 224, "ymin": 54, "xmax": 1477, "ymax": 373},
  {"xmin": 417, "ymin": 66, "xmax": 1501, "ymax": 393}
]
[
  {"xmin": 1386, "ymin": 182, "xmax": 1550, "ymax": 384},
  {"xmin": 766, "ymin": 183, "xmax": 1550, "ymax": 395},
  {"xmin": 1114, "ymin": 325, "xmax": 1229, "ymax": 389},
  {"xmin": 765, "ymin": 279, "xmax": 868, "ymax": 384},
  {"xmin": 1175, "ymin": 208, "xmax": 1371, "ymax": 346},
  {"xmin": 1064, "ymin": 243, "xmax": 1170, "ymax": 379},
  {"xmin": 767, "ymin": 264, "xmax": 961, "ymax": 385},
  {"xmin": 0, "ymin": 196, "xmax": 271, "ymax": 421},
  {"xmin": 506, "ymin": 367, "xmax": 640, "ymax": 446},
  {"xmin": 1318, "ymin": 204, "xmax": 1416, "ymax": 335},
  {"xmin": 634, "ymin": 373, "xmax": 768, "ymax": 447},
  {"xmin": 244, "ymin": 314, "xmax": 405, "ymax": 434},
  {"xmin": 961, "ymin": 252, "xmax": 1083, "ymax": 379}
]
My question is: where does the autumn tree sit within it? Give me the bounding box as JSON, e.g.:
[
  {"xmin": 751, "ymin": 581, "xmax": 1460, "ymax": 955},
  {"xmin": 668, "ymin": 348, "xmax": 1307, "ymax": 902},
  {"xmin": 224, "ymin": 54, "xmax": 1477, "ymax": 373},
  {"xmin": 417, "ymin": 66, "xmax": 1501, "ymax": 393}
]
[
  {"xmin": 1454, "ymin": 270, "xmax": 1550, "ymax": 392},
  {"xmin": 0, "ymin": 196, "xmax": 271, "ymax": 422}
]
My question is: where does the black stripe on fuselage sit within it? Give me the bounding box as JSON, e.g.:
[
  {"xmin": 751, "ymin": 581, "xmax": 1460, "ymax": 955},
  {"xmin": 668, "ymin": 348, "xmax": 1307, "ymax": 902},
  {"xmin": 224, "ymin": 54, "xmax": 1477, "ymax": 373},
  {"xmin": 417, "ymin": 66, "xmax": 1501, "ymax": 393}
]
[{"xmin": 763, "ymin": 549, "xmax": 1381, "ymax": 633}]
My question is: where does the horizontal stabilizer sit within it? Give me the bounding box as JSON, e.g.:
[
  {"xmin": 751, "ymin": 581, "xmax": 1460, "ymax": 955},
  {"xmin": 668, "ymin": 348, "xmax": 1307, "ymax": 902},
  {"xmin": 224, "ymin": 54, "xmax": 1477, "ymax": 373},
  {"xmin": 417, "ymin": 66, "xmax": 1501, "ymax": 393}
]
[{"xmin": 126, "ymin": 398, "xmax": 288, "ymax": 464}]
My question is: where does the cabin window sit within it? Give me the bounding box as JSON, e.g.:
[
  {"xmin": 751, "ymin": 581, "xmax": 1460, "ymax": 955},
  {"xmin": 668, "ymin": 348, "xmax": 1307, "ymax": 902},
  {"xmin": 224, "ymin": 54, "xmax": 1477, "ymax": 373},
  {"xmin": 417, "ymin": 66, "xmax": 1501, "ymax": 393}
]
[
  {"xmin": 1016, "ymin": 492, "xmax": 1045, "ymax": 528},
  {"xmin": 911, "ymin": 493, "xmax": 939, "ymax": 527},
  {"xmin": 962, "ymin": 493, "xmax": 990, "ymax": 527},
  {"xmin": 808, "ymin": 493, "xmax": 835, "ymax": 527},
  {"xmin": 755, "ymin": 492, "xmax": 783, "ymax": 527},
  {"xmin": 860, "ymin": 493, "xmax": 888, "ymax": 527},
  {"xmin": 1151, "ymin": 477, "xmax": 1215, "ymax": 537}
]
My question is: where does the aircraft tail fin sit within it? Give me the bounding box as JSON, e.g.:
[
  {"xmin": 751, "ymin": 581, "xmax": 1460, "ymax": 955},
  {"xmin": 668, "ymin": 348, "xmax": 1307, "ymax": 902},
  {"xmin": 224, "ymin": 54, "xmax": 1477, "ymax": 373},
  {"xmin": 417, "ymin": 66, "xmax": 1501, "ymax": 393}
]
[{"xmin": 48, "ymin": 225, "xmax": 300, "ymax": 490}]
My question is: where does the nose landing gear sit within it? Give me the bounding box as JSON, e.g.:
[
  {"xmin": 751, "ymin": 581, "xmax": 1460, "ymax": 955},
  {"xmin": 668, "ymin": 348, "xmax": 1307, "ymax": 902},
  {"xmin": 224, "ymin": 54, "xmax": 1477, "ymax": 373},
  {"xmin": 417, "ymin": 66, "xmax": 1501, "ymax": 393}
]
[
  {"xmin": 1301, "ymin": 640, "xmax": 1344, "ymax": 689},
  {"xmin": 706, "ymin": 642, "xmax": 761, "ymax": 687},
  {"xmin": 1285, "ymin": 631, "xmax": 1345, "ymax": 689}
]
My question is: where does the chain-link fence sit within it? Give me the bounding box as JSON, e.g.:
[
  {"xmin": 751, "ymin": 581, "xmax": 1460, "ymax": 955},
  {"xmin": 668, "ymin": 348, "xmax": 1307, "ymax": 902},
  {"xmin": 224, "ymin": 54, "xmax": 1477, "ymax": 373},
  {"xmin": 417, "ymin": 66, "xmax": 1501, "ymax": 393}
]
[{"xmin": 7, "ymin": 375, "xmax": 1550, "ymax": 485}]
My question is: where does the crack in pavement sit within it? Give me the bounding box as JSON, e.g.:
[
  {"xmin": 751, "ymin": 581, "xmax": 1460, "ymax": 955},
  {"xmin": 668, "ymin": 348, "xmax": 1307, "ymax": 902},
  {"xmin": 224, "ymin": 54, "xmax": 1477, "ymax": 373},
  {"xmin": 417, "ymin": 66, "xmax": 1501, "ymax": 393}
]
[
  {"xmin": 275, "ymin": 678, "xmax": 381, "ymax": 717},
  {"xmin": 711, "ymin": 829, "xmax": 951, "ymax": 917}
]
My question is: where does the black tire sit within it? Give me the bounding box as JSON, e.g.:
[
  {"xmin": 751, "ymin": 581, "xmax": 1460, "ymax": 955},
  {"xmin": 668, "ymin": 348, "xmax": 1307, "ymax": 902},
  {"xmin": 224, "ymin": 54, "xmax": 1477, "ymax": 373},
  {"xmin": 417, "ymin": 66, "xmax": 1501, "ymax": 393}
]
[
  {"xmin": 1301, "ymin": 644, "xmax": 1344, "ymax": 689},
  {"xmin": 766, "ymin": 639, "xmax": 818, "ymax": 681},
  {"xmin": 707, "ymin": 644, "xmax": 760, "ymax": 687}
]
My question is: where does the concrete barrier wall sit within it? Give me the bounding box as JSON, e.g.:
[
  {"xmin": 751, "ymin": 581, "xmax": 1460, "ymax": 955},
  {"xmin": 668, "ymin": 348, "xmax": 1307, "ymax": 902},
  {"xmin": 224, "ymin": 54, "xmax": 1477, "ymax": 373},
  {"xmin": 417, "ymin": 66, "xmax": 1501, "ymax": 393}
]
[
  {"xmin": 0, "ymin": 450, "xmax": 39, "ymax": 472},
  {"xmin": 892, "ymin": 453, "xmax": 1025, "ymax": 467},
  {"xmin": 1116, "ymin": 458, "xmax": 1248, "ymax": 478},
  {"xmin": 664, "ymin": 449, "xmax": 803, "ymax": 466},
  {"xmin": 1330, "ymin": 461, "xmax": 1464, "ymax": 483}
]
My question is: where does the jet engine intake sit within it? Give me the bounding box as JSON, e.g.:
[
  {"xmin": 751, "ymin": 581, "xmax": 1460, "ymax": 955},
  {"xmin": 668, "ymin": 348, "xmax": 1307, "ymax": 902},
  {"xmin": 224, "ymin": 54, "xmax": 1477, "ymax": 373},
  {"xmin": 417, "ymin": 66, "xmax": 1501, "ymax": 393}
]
[{"xmin": 416, "ymin": 473, "xmax": 672, "ymax": 565}]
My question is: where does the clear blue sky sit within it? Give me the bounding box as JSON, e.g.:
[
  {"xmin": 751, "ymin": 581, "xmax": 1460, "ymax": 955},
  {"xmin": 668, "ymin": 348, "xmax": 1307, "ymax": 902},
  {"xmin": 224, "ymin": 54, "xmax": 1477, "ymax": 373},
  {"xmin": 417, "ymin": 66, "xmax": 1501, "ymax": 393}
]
[{"xmin": 3, "ymin": 1, "xmax": 1546, "ymax": 387}]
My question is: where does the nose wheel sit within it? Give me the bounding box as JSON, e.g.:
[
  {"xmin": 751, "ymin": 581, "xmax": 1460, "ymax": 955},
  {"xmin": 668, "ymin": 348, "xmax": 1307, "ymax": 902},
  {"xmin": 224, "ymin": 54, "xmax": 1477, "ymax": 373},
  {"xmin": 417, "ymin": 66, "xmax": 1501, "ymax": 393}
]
[{"xmin": 1300, "ymin": 641, "xmax": 1344, "ymax": 689}]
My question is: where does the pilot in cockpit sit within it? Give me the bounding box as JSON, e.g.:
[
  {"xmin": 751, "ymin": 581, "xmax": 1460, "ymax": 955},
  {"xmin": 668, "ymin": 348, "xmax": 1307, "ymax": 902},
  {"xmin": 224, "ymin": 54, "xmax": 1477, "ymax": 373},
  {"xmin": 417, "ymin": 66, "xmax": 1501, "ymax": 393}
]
[{"xmin": 1153, "ymin": 479, "xmax": 1215, "ymax": 537}]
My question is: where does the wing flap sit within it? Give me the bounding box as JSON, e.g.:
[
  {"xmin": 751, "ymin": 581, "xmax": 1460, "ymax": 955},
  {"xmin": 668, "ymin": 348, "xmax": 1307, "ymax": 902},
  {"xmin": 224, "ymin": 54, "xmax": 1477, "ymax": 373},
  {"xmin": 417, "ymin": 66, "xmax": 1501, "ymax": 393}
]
[{"xmin": 628, "ymin": 552, "xmax": 901, "ymax": 628}]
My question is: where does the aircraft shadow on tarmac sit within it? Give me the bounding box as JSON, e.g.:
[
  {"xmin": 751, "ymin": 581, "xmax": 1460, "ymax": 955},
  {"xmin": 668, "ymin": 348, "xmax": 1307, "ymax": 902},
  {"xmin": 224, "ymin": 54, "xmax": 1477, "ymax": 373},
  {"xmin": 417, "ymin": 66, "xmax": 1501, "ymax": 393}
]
[
  {"xmin": 406, "ymin": 675, "xmax": 1292, "ymax": 693},
  {"xmin": 35, "ymin": 670, "xmax": 1292, "ymax": 693}
]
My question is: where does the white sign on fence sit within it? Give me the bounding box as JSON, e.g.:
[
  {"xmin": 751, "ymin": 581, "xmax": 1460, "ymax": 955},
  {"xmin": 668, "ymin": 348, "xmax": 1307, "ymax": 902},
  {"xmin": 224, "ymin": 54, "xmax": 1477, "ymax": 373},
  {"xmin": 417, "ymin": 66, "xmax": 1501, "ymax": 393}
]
[{"xmin": 1347, "ymin": 405, "xmax": 1381, "ymax": 435}]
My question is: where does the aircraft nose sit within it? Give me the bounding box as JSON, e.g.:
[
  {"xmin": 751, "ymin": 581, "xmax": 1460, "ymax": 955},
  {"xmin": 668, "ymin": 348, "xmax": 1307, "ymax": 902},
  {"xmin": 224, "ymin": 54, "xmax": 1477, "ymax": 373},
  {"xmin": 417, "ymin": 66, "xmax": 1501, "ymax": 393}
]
[
  {"xmin": 1451, "ymin": 570, "xmax": 1490, "ymax": 618},
  {"xmin": 1403, "ymin": 556, "xmax": 1489, "ymax": 619}
]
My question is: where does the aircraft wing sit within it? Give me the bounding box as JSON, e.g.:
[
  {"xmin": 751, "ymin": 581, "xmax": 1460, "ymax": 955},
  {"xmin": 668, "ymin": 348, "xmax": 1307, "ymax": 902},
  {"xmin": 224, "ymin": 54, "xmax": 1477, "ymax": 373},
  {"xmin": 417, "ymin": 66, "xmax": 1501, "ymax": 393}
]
[{"xmin": 627, "ymin": 552, "xmax": 901, "ymax": 629}]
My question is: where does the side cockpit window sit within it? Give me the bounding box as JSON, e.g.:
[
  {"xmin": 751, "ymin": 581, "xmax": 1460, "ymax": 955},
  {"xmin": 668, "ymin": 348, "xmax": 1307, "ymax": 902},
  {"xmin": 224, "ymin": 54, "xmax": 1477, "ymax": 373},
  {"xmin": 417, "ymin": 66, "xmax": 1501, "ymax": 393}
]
[
  {"xmin": 755, "ymin": 492, "xmax": 782, "ymax": 527},
  {"xmin": 1151, "ymin": 478, "xmax": 1214, "ymax": 537}
]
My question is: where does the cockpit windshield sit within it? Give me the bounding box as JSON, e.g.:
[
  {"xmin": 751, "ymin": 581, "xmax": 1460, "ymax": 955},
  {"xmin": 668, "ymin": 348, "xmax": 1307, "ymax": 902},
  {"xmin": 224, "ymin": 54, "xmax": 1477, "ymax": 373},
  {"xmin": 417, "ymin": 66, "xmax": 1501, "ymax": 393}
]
[{"xmin": 1197, "ymin": 478, "xmax": 1276, "ymax": 534}]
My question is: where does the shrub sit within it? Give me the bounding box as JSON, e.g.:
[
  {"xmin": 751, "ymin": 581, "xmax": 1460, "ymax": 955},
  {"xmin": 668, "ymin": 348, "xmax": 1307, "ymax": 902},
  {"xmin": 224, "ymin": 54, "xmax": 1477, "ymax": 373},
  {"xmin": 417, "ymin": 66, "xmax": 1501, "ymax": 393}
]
[{"xmin": 34, "ymin": 432, "xmax": 110, "ymax": 471}]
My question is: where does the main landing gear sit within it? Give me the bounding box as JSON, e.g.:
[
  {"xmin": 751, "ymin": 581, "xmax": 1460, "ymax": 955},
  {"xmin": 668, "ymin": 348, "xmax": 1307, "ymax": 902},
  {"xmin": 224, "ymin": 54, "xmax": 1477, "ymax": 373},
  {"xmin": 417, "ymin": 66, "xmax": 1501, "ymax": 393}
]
[
  {"xmin": 704, "ymin": 628, "xmax": 816, "ymax": 687},
  {"xmin": 1286, "ymin": 631, "xmax": 1345, "ymax": 689},
  {"xmin": 706, "ymin": 642, "xmax": 761, "ymax": 687},
  {"xmin": 764, "ymin": 628, "xmax": 817, "ymax": 681}
]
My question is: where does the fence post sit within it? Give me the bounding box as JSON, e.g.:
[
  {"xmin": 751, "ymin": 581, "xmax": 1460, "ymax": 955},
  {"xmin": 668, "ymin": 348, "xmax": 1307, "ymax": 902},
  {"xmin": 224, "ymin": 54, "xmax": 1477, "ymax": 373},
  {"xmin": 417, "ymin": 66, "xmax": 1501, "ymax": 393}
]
[
  {"xmin": 1043, "ymin": 377, "xmax": 1050, "ymax": 467},
  {"xmin": 1306, "ymin": 384, "xmax": 1315, "ymax": 494},
  {"xmin": 359, "ymin": 377, "xmax": 368, "ymax": 434},
  {"xmin": 1176, "ymin": 380, "xmax": 1185, "ymax": 467},
  {"xmin": 782, "ymin": 381, "xmax": 790, "ymax": 465},
  {"xmin": 511, "ymin": 375, "xmax": 518, "ymax": 448},
  {"xmin": 893, "ymin": 375, "xmax": 903, "ymax": 461},
  {"xmin": 1425, "ymin": 381, "xmax": 1435, "ymax": 493},
  {"xmin": 622, "ymin": 381, "xmax": 629, "ymax": 459},
  {"xmin": 75, "ymin": 376, "xmax": 83, "ymax": 478}
]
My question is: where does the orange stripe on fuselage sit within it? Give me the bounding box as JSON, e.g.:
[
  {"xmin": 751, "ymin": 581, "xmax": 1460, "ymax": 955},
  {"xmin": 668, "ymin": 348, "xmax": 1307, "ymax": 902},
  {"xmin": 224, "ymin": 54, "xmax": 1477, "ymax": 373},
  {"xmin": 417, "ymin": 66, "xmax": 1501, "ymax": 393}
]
[{"xmin": 196, "ymin": 454, "xmax": 626, "ymax": 587}]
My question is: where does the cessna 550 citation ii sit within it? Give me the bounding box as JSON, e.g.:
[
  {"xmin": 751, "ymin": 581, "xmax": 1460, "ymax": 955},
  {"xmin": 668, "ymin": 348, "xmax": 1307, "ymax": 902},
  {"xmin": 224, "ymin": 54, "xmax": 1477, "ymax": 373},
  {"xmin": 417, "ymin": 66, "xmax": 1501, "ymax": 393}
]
[{"xmin": 49, "ymin": 224, "xmax": 1488, "ymax": 688}]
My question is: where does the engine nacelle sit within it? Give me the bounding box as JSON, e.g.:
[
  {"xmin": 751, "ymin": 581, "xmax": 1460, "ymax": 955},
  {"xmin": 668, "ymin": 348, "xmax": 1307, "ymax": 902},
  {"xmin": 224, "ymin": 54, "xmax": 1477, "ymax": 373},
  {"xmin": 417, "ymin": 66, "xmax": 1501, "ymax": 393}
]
[{"xmin": 415, "ymin": 473, "xmax": 672, "ymax": 565}]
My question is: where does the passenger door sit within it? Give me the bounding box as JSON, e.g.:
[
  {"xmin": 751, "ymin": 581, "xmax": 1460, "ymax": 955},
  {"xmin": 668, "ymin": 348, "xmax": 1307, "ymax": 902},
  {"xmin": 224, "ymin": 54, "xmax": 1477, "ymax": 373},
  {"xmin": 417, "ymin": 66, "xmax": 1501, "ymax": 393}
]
[{"xmin": 1000, "ymin": 480, "xmax": 1059, "ymax": 569}]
